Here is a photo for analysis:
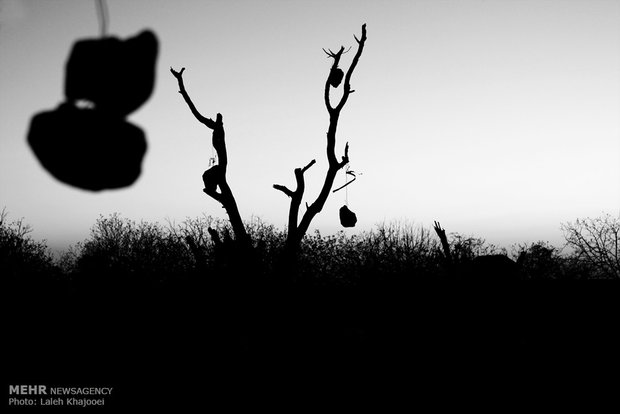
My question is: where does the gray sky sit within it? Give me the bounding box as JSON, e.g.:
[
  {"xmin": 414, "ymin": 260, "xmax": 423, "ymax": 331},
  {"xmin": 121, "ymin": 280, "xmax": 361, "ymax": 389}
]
[{"xmin": 1, "ymin": 0, "xmax": 619, "ymax": 253}]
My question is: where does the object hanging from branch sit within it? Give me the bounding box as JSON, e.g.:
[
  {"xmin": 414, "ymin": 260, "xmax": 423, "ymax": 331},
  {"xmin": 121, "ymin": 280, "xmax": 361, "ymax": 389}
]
[
  {"xmin": 339, "ymin": 205, "xmax": 357, "ymax": 228},
  {"xmin": 170, "ymin": 66, "xmax": 250, "ymax": 248},
  {"xmin": 328, "ymin": 67, "xmax": 344, "ymax": 88},
  {"xmin": 202, "ymin": 165, "xmax": 223, "ymax": 196},
  {"xmin": 274, "ymin": 24, "xmax": 367, "ymax": 254},
  {"xmin": 27, "ymin": 1, "xmax": 158, "ymax": 191},
  {"xmin": 323, "ymin": 46, "xmax": 351, "ymax": 88},
  {"xmin": 334, "ymin": 166, "xmax": 359, "ymax": 228}
]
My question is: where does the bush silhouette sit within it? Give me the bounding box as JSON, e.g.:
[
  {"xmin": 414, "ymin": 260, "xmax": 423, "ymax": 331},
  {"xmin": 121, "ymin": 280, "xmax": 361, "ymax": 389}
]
[
  {"xmin": 562, "ymin": 214, "xmax": 620, "ymax": 279},
  {"xmin": 6, "ymin": 211, "xmax": 620, "ymax": 408},
  {"xmin": 0, "ymin": 209, "xmax": 60, "ymax": 292}
]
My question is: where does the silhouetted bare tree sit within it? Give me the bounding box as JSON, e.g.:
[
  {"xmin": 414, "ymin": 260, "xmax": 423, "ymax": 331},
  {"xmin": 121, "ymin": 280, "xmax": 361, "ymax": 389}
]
[
  {"xmin": 170, "ymin": 67, "xmax": 250, "ymax": 250},
  {"xmin": 274, "ymin": 24, "xmax": 367, "ymax": 258},
  {"xmin": 171, "ymin": 25, "xmax": 367, "ymax": 266}
]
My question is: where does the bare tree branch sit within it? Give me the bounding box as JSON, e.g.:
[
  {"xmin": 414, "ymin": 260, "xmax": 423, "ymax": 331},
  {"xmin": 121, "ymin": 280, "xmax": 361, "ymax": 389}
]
[
  {"xmin": 301, "ymin": 159, "xmax": 316, "ymax": 173},
  {"xmin": 274, "ymin": 159, "xmax": 315, "ymax": 199},
  {"xmin": 273, "ymin": 158, "xmax": 316, "ymax": 247},
  {"xmin": 273, "ymin": 184, "xmax": 294, "ymax": 198},
  {"xmin": 324, "ymin": 46, "xmax": 345, "ymax": 113},
  {"xmin": 339, "ymin": 141, "xmax": 350, "ymax": 168},
  {"xmin": 170, "ymin": 66, "xmax": 249, "ymax": 247},
  {"xmin": 433, "ymin": 221, "xmax": 453, "ymax": 265},
  {"xmin": 275, "ymin": 25, "xmax": 367, "ymax": 255},
  {"xmin": 295, "ymin": 25, "xmax": 367, "ymax": 242},
  {"xmin": 170, "ymin": 67, "xmax": 215, "ymax": 128},
  {"xmin": 336, "ymin": 23, "xmax": 367, "ymax": 112}
]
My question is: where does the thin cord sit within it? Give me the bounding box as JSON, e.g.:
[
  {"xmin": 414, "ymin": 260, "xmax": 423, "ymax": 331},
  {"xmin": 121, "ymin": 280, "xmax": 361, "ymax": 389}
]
[
  {"xmin": 345, "ymin": 169, "xmax": 349, "ymax": 206},
  {"xmin": 96, "ymin": 0, "xmax": 109, "ymax": 37}
]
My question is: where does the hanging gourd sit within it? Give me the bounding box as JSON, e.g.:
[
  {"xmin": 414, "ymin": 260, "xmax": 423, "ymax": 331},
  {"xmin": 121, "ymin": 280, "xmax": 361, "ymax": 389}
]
[{"xmin": 26, "ymin": 0, "xmax": 158, "ymax": 191}]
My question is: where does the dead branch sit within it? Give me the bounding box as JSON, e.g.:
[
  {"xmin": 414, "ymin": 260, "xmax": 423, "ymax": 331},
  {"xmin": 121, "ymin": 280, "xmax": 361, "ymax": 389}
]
[
  {"xmin": 274, "ymin": 25, "xmax": 367, "ymax": 254},
  {"xmin": 170, "ymin": 67, "xmax": 249, "ymax": 246}
]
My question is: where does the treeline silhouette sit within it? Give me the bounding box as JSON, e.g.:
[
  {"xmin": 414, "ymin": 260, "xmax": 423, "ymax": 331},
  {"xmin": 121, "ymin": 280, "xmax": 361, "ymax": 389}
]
[
  {"xmin": 3, "ymin": 212, "xmax": 614, "ymax": 287},
  {"xmin": 3, "ymin": 212, "xmax": 619, "ymax": 407}
]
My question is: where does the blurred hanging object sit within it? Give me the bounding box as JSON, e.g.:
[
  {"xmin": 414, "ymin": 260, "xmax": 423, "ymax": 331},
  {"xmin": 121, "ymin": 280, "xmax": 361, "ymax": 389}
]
[
  {"xmin": 26, "ymin": 0, "xmax": 158, "ymax": 191},
  {"xmin": 64, "ymin": 30, "xmax": 158, "ymax": 117},
  {"xmin": 96, "ymin": 0, "xmax": 108, "ymax": 37}
]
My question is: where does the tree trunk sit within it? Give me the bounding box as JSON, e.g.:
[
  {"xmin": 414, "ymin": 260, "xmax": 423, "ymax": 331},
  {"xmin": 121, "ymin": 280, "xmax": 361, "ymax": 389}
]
[
  {"xmin": 170, "ymin": 67, "xmax": 250, "ymax": 251},
  {"xmin": 273, "ymin": 24, "xmax": 368, "ymax": 265}
]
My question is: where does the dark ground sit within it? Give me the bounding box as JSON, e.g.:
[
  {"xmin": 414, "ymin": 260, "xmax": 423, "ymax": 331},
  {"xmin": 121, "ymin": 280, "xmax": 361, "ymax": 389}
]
[{"xmin": 5, "ymin": 270, "xmax": 620, "ymax": 409}]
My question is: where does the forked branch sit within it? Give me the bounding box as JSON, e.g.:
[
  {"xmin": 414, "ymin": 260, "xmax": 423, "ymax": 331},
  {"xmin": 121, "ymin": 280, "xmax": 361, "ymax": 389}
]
[
  {"xmin": 170, "ymin": 66, "xmax": 248, "ymax": 246},
  {"xmin": 274, "ymin": 159, "xmax": 316, "ymax": 237},
  {"xmin": 275, "ymin": 24, "xmax": 367, "ymax": 254}
]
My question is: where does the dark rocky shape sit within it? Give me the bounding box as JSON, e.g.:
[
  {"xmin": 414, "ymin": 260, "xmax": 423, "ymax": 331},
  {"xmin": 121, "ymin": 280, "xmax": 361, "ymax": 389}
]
[
  {"xmin": 328, "ymin": 67, "xmax": 344, "ymax": 88},
  {"xmin": 339, "ymin": 205, "xmax": 357, "ymax": 228},
  {"xmin": 27, "ymin": 103, "xmax": 146, "ymax": 191}
]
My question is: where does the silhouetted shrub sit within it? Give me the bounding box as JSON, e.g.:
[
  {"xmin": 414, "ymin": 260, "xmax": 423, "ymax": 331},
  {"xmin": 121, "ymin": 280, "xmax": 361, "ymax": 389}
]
[
  {"xmin": 561, "ymin": 214, "xmax": 620, "ymax": 279},
  {"xmin": 510, "ymin": 241, "xmax": 587, "ymax": 280},
  {"xmin": 0, "ymin": 208, "xmax": 59, "ymax": 291},
  {"xmin": 5, "ymin": 212, "xmax": 616, "ymax": 289},
  {"xmin": 71, "ymin": 213, "xmax": 193, "ymax": 291},
  {"xmin": 449, "ymin": 233, "xmax": 504, "ymax": 264},
  {"xmin": 296, "ymin": 221, "xmax": 440, "ymax": 285}
]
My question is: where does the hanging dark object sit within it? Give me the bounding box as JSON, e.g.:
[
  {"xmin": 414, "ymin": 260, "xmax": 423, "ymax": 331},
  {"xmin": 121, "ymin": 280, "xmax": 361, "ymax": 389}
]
[
  {"xmin": 28, "ymin": 103, "xmax": 146, "ymax": 191},
  {"xmin": 328, "ymin": 67, "xmax": 344, "ymax": 88},
  {"xmin": 334, "ymin": 167, "xmax": 359, "ymax": 228},
  {"xmin": 26, "ymin": 2, "xmax": 158, "ymax": 191},
  {"xmin": 323, "ymin": 45, "xmax": 350, "ymax": 88},
  {"xmin": 202, "ymin": 165, "xmax": 222, "ymax": 195},
  {"xmin": 65, "ymin": 30, "xmax": 158, "ymax": 117},
  {"xmin": 339, "ymin": 205, "xmax": 357, "ymax": 228}
]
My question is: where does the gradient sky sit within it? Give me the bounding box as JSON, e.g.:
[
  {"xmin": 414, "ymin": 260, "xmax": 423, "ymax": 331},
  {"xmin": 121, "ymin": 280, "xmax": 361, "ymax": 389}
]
[{"xmin": 1, "ymin": 0, "xmax": 619, "ymax": 254}]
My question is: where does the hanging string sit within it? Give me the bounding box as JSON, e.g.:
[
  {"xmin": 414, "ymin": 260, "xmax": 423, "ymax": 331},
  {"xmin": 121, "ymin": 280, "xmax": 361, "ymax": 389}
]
[
  {"xmin": 96, "ymin": 0, "xmax": 109, "ymax": 37},
  {"xmin": 345, "ymin": 168, "xmax": 349, "ymax": 206}
]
